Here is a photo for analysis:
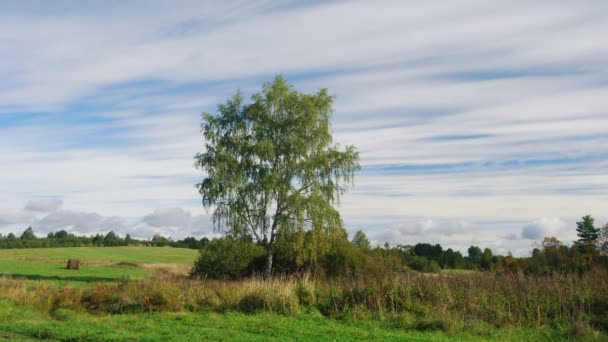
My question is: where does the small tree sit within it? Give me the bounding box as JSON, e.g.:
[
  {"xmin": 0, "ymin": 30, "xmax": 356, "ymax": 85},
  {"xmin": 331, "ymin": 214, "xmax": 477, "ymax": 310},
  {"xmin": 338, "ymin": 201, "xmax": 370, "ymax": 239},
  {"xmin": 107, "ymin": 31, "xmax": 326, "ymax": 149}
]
[
  {"xmin": 20, "ymin": 227, "xmax": 36, "ymax": 240},
  {"xmin": 151, "ymin": 234, "xmax": 171, "ymax": 247},
  {"xmin": 195, "ymin": 76, "xmax": 360, "ymax": 278},
  {"xmin": 351, "ymin": 230, "xmax": 371, "ymax": 249},
  {"xmin": 104, "ymin": 231, "xmax": 121, "ymax": 246},
  {"xmin": 575, "ymin": 215, "xmax": 599, "ymax": 247},
  {"xmin": 467, "ymin": 245, "xmax": 483, "ymax": 266},
  {"xmin": 55, "ymin": 230, "xmax": 69, "ymax": 239},
  {"xmin": 481, "ymin": 248, "xmax": 493, "ymax": 270},
  {"xmin": 541, "ymin": 236, "xmax": 563, "ymax": 249}
]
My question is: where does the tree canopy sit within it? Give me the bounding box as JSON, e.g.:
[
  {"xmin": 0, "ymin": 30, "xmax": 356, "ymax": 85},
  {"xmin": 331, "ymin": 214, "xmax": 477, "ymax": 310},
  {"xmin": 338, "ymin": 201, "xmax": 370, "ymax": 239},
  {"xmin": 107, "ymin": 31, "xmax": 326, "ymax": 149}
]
[{"xmin": 195, "ymin": 75, "xmax": 360, "ymax": 277}]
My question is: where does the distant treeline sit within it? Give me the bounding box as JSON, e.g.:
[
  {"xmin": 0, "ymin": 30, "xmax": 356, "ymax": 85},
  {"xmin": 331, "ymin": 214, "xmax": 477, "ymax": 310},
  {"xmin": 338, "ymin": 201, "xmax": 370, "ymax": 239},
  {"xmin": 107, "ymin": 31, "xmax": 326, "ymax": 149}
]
[
  {"xmin": 0, "ymin": 227, "xmax": 208, "ymax": 250},
  {"xmin": 2, "ymin": 214, "xmax": 607, "ymax": 278}
]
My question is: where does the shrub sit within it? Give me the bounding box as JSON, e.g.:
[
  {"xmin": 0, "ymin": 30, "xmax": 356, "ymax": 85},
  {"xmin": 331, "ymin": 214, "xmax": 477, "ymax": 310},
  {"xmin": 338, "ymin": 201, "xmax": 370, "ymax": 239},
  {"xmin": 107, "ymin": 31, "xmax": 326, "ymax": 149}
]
[
  {"xmin": 321, "ymin": 238, "xmax": 369, "ymax": 277},
  {"xmin": 408, "ymin": 256, "xmax": 441, "ymax": 273},
  {"xmin": 191, "ymin": 237, "xmax": 265, "ymax": 279}
]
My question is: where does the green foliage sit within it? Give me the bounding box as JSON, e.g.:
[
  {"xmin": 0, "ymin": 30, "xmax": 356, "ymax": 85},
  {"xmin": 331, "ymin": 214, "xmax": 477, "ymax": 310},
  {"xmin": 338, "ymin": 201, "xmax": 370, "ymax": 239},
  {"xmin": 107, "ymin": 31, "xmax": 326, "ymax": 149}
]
[
  {"xmin": 271, "ymin": 227, "xmax": 374, "ymax": 277},
  {"xmin": 195, "ymin": 75, "xmax": 360, "ymax": 276},
  {"xmin": 151, "ymin": 234, "xmax": 172, "ymax": 247},
  {"xmin": 0, "ymin": 227, "xmax": 206, "ymax": 250},
  {"xmin": 103, "ymin": 231, "xmax": 121, "ymax": 246},
  {"xmin": 351, "ymin": 230, "xmax": 371, "ymax": 249},
  {"xmin": 191, "ymin": 237, "xmax": 265, "ymax": 279},
  {"xmin": 321, "ymin": 238, "xmax": 369, "ymax": 277},
  {"xmin": 523, "ymin": 235, "xmax": 608, "ymax": 275},
  {"xmin": 408, "ymin": 256, "xmax": 441, "ymax": 273},
  {"xmin": 19, "ymin": 227, "xmax": 36, "ymax": 241},
  {"xmin": 442, "ymin": 248, "xmax": 467, "ymax": 269},
  {"xmin": 598, "ymin": 223, "xmax": 608, "ymax": 255},
  {"xmin": 467, "ymin": 246, "xmax": 483, "ymax": 266},
  {"xmin": 481, "ymin": 248, "xmax": 493, "ymax": 270},
  {"xmin": 575, "ymin": 215, "xmax": 600, "ymax": 247},
  {"xmin": 55, "ymin": 230, "xmax": 69, "ymax": 239}
]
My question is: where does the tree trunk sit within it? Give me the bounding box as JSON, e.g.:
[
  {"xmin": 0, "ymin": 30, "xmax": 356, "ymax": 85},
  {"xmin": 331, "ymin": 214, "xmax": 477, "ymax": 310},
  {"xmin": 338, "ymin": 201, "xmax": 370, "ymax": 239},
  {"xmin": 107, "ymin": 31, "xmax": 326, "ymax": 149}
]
[{"xmin": 263, "ymin": 244, "xmax": 274, "ymax": 279}]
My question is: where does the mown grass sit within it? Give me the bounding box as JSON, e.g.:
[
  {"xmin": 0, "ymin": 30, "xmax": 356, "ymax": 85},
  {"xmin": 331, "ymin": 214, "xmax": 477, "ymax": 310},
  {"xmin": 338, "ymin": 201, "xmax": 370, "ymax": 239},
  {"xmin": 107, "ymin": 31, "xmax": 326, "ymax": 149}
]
[
  {"xmin": 0, "ymin": 259, "xmax": 149, "ymax": 285},
  {"xmin": 0, "ymin": 247, "xmax": 198, "ymax": 264},
  {"xmin": 0, "ymin": 247, "xmax": 197, "ymax": 286}
]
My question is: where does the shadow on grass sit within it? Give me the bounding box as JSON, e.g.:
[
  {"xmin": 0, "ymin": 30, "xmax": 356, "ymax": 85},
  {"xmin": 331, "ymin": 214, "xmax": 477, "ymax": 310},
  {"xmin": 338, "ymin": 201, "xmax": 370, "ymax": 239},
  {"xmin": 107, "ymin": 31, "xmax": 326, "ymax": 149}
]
[{"xmin": 0, "ymin": 273, "xmax": 122, "ymax": 283}]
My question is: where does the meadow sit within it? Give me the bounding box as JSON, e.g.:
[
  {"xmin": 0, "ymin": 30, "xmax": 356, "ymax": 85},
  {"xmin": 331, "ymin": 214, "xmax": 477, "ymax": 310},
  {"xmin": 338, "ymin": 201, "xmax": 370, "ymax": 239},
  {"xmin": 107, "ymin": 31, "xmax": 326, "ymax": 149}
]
[
  {"xmin": 0, "ymin": 247, "xmax": 197, "ymax": 287},
  {"xmin": 0, "ymin": 247, "xmax": 606, "ymax": 341}
]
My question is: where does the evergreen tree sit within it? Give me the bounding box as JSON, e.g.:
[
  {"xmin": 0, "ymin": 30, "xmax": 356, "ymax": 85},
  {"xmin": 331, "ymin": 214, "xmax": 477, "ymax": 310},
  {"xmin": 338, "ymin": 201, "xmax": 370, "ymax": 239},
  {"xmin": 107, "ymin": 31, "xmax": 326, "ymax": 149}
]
[
  {"xmin": 575, "ymin": 215, "xmax": 599, "ymax": 247},
  {"xmin": 351, "ymin": 230, "xmax": 371, "ymax": 249}
]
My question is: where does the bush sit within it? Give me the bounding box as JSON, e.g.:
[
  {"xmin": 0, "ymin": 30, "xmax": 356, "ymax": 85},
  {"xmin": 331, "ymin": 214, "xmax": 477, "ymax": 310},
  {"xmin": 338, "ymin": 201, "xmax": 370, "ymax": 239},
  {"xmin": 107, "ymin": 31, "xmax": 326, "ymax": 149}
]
[
  {"xmin": 321, "ymin": 238, "xmax": 369, "ymax": 277},
  {"xmin": 408, "ymin": 256, "xmax": 441, "ymax": 273},
  {"xmin": 191, "ymin": 237, "xmax": 265, "ymax": 279}
]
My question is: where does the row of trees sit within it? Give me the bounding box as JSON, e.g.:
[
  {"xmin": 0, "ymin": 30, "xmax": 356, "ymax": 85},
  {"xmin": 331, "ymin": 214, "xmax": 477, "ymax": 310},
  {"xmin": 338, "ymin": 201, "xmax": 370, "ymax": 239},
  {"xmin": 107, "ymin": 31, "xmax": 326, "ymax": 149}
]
[{"xmin": 0, "ymin": 228, "xmax": 209, "ymax": 250}]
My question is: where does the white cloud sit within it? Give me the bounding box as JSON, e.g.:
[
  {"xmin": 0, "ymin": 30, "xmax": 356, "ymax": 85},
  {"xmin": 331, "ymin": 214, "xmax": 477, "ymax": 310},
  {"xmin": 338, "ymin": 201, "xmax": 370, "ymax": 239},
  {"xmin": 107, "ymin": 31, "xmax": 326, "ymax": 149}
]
[
  {"xmin": 521, "ymin": 217, "xmax": 569, "ymax": 240},
  {"xmin": 35, "ymin": 210, "xmax": 125, "ymax": 235},
  {"xmin": 370, "ymin": 218, "xmax": 472, "ymax": 245},
  {"xmin": 143, "ymin": 208, "xmax": 192, "ymax": 228},
  {"xmin": 141, "ymin": 207, "xmax": 214, "ymax": 238},
  {"xmin": 0, "ymin": 210, "xmax": 34, "ymax": 226},
  {"xmin": 24, "ymin": 199, "xmax": 63, "ymax": 212}
]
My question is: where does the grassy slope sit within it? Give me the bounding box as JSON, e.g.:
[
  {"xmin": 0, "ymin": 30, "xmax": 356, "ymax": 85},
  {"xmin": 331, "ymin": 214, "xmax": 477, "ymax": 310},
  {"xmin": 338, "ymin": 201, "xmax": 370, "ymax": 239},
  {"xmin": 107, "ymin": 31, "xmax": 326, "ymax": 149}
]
[
  {"xmin": 0, "ymin": 301, "xmax": 562, "ymax": 342},
  {"xmin": 0, "ymin": 247, "xmax": 198, "ymax": 286}
]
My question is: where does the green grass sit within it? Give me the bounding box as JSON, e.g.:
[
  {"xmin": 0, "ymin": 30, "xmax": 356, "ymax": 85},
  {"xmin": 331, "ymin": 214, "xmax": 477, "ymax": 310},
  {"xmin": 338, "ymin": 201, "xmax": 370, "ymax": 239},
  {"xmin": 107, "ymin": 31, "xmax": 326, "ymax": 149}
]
[
  {"xmin": 0, "ymin": 248, "xmax": 604, "ymax": 340},
  {"xmin": 0, "ymin": 259, "xmax": 149, "ymax": 285},
  {"xmin": 0, "ymin": 300, "xmax": 568, "ymax": 341},
  {"xmin": 0, "ymin": 247, "xmax": 198, "ymax": 286},
  {"xmin": 0, "ymin": 247, "xmax": 198, "ymax": 264}
]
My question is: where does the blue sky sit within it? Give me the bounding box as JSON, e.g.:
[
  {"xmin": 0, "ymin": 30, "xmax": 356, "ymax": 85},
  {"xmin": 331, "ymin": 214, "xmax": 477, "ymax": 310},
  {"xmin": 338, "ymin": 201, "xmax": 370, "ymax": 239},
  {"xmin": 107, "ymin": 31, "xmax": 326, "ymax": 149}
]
[{"xmin": 1, "ymin": 1, "xmax": 607, "ymax": 256}]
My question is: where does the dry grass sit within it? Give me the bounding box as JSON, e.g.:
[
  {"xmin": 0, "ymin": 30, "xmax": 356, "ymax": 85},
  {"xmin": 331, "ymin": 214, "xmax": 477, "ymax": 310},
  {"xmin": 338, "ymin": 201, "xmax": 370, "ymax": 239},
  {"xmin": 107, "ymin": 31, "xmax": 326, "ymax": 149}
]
[
  {"xmin": 140, "ymin": 263, "xmax": 192, "ymax": 276},
  {"xmin": 0, "ymin": 268, "xmax": 606, "ymax": 335}
]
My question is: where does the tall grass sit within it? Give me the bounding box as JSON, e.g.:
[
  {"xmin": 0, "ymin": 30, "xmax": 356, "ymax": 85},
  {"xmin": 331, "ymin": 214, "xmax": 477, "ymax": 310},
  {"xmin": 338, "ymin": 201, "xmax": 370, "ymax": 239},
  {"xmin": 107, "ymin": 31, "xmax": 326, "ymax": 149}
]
[{"xmin": 0, "ymin": 267, "xmax": 606, "ymax": 335}]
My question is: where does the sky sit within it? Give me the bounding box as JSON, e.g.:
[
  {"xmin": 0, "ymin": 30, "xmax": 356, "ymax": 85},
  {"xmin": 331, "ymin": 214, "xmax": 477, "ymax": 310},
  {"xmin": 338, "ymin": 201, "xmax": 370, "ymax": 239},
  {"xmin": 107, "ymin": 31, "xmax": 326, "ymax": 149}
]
[{"xmin": 1, "ymin": 1, "xmax": 607, "ymax": 256}]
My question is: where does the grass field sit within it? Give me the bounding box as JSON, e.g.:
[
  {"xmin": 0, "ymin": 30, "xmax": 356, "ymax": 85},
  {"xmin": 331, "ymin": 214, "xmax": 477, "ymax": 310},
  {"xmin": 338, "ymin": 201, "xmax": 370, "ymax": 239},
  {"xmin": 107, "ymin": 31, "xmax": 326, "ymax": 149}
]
[
  {"xmin": 0, "ymin": 247, "xmax": 605, "ymax": 341},
  {"xmin": 0, "ymin": 300, "xmax": 569, "ymax": 341},
  {"xmin": 0, "ymin": 247, "xmax": 198, "ymax": 264},
  {"xmin": 0, "ymin": 247, "xmax": 198, "ymax": 286}
]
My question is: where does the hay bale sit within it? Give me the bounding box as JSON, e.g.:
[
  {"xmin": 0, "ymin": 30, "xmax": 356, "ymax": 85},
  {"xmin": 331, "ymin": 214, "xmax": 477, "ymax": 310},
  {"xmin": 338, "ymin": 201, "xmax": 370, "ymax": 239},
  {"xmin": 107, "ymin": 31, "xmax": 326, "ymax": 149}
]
[{"xmin": 67, "ymin": 259, "xmax": 80, "ymax": 270}]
